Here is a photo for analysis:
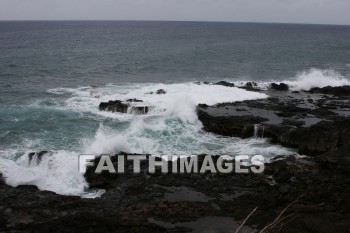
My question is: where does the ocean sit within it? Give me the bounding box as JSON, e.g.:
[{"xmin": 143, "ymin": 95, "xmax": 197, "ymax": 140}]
[{"xmin": 0, "ymin": 21, "xmax": 350, "ymax": 197}]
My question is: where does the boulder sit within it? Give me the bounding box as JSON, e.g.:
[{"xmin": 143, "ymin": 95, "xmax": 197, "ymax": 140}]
[
  {"xmin": 270, "ymin": 83, "xmax": 289, "ymax": 91},
  {"xmin": 156, "ymin": 89, "xmax": 166, "ymax": 95},
  {"xmin": 99, "ymin": 100, "xmax": 129, "ymax": 113},
  {"xmin": 237, "ymin": 82, "xmax": 260, "ymax": 91},
  {"xmin": 214, "ymin": 81, "xmax": 235, "ymax": 87},
  {"xmin": 99, "ymin": 100, "xmax": 149, "ymax": 114}
]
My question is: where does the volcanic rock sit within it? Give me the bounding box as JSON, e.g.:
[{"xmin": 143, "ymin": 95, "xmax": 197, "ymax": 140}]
[
  {"xmin": 99, "ymin": 100, "xmax": 149, "ymax": 114},
  {"xmin": 99, "ymin": 100, "xmax": 129, "ymax": 113},
  {"xmin": 156, "ymin": 89, "xmax": 166, "ymax": 95},
  {"xmin": 214, "ymin": 81, "xmax": 235, "ymax": 87},
  {"xmin": 309, "ymin": 85, "xmax": 350, "ymax": 96},
  {"xmin": 197, "ymin": 107, "xmax": 268, "ymax": 138},
  {"xmin": 270, "ymin": 83, "xmax": 289, "ymax": 91}
]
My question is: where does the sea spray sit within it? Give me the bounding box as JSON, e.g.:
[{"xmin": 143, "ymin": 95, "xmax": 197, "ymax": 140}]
[
  {"xmin": 0, "ymin": 82, "xmax": 296, "ymax": 197},
  {"xmin": 285, "ymin": 68, "xmax": 350, "ymax": 91}
]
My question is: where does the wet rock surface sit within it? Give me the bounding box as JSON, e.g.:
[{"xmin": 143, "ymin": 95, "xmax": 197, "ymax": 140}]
[
  {"xmin": 214, "ymin": 81, "xmax": 236, "ymax": 87},
  {"xmin": 1, "ymin": 151, "xmax": 350, "ymax": 233},
  {"xmin": 28, "ymin": 151, "xmax": 52, "ymax": 164},
  {"xmin": 99, "ymin": 100, "xmax": 129, "ymax": 113},
  {"xmin": 99, "ymin": 100, "xmax": 149, "ymax": 114},
  {"xmin": 269, "ymin": 83, "xmax": 289, "ymax": 91},
  {"xmin": 197, "ymin": 87, "xmax": 350, "ymax": 156},
  {"xmin": 156, "ymin": 89, "xmax": 167, "ymax": 95},
  {"xmin": 308, "ymin": 85, "xmax": 350, "ymax": 96}
]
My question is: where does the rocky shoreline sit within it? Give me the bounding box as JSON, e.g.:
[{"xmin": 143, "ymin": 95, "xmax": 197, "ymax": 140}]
[{"xmin": 1, "ymin": 84, "xmax": 350, "ymax": 232}]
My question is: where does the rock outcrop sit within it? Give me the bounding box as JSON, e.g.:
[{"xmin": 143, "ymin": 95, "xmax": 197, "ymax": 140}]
[
  {"xmin": 277, "ymin": 118, "xmax": 350, "ymax": 156},
  {"xmin": 214, "ymin": 81, "xmax": 235, "ymax": 87},
  {"xmin": 308, "ymin": 85, "xmax": 350, "ymax": 96},
  {"xmin": 197, "ymin": 108, "xmax": 268, "ymax": 138},
  {"xmin": 99, "ymin": 100, "xmax": 149, "ymax": 114},
  {"xmin": 99, "ymin": 100, "xmax": 129, "ymax": 113},
  {"xmin": 197, "ymin": 86, "xmax": 350, "ymax": 156},
  {"xmin": 156, "ymin": 89, "xmax": 166, "ymax": 95},
  {"xmin": 270, "ymin": 83, "xmax": 289, "ymax": 91}
]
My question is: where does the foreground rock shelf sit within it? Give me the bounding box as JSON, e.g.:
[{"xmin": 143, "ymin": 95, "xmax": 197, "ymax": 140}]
[{"xmin": 1, "ymin": 149, "xmax": 350, "ymax": 232}]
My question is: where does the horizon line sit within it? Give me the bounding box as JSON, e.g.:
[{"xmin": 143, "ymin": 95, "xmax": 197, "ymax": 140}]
[{"xmin": 0, "ymin": 19, "xmax": 349, "ymax": 27}]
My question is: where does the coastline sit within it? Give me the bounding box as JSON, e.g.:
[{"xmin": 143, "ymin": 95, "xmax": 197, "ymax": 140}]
[{"xmin": 1, "ymin": 84, "xmax": 350, "ymax": 232}]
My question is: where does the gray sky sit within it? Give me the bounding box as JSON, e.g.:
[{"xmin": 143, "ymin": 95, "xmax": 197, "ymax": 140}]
[{"xmin": 0, "ymin": 0, "xmax": 349, "ymax": 25}]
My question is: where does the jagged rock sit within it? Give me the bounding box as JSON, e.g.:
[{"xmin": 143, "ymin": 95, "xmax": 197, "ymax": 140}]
[
  {"xmin": 126, "ymin": 98, "xmax": 143, "ymax": 103},
  {"xmin": 309, "ymin": 86, "xmax": 350, "ymax": 96},
  {"xmin": 28, "ymin": 151, "xmax": 51, "ymax": 164},
  {"xmin": 156, "ymin": 89, "xmax": 166, "ymax": 95},
  {"xmin": 270, "ymin": 83, "xmax": 289, "ymax": 91},
  {"xmin": 258, "ymin": 117, "xmax": 350, "ymax": 156},
  {"xmin": 242, "ymin": 82, "xmax": 255, "ymax": 91},
  {"xmin": 99, "ymin": 100, "xmax": 149, "ymax": 114},
  {"xmin": 197, "ymin": 108, "xmax": 268, "ymax": 138},
  {"xmin": 129, "ymin": 106, "xmax": 149, "ymax": 114},
  {"xmin": 279, "ymin": 118, "xmax": 350, "ymax": 155},
  {"xmin": 99, "ymin": 100, "xmax": 129, "ymax": 113},
  {"xmin": 214, "ymin": 81, "xmax": 235, "ymax": 87},
  {"xmin": 196, "ymin": 85, "xmax": 350, "ymax": 156},
  {"xmin": 197, "ymin": 104, "xmax": 208, "ymax": 109},
  {"xmin": 237, "ymin": 82, "xmax": 260, "ymax": 91}
]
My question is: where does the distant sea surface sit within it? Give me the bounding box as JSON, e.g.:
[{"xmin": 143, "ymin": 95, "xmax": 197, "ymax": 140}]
[{"xmin": 0, "ymin": 21, "xmax": 349, "ymax": 196}]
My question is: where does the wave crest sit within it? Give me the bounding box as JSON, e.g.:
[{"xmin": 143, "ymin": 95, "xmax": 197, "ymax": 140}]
[{"xmin": 286, "ymin": 68, "xmax": 350, "ymax": 91}]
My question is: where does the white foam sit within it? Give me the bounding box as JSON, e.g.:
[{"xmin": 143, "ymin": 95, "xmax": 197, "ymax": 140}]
[
  {"xmin": 0, "ymin": 82, "xmax": 289, "ymax": 197},
  {"xmin": 50, "ymin": 82, "xmax": 268, "ymax": 120},
  {"xmin": 0, "ymin": 150, "xmax": 90, "ymax": 196},
  {"xmin": 83, "ymin": 124, "xmax": 132, "ymax": 155},
  {"xmin": 286, "ymin": 68, "xmax": 350, "ymax": 91}
]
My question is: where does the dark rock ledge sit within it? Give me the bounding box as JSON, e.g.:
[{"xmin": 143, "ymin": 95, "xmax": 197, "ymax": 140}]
[
  {"xmin": 197, "ymin": 85, "xmax": 350, "ymax": 156},
  {"xmin": 1, "ymin": 149, "xmax": 350, "ymax": 233}
]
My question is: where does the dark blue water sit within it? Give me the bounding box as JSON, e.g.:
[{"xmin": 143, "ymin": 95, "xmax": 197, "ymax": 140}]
[
  {"xmin": 0, "ymin": 21, "xmax": 349, "ymax": 196},
  {"xmin": 1, "ymin": 21, "xmax": 350, "ymax": 104}
]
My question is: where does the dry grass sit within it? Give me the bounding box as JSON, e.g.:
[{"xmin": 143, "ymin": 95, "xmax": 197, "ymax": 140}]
[{"xmin": 235, "ymin": 197, "xmax": 301, "ymax": 233}]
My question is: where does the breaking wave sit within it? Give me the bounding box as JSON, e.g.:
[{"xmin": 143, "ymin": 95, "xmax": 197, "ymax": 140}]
[
  {"xmin": 0, "ymin": 80, "xmax": 308, "ymax": 197},
  {"xmin": 286, "ymin": 68, "xmax": 350, "ymax": 91}
]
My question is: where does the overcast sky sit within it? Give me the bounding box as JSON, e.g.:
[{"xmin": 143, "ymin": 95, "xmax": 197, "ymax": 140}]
[{"xmin": 0, "ymin": 0, "xmax": 349, "ymax": 25}]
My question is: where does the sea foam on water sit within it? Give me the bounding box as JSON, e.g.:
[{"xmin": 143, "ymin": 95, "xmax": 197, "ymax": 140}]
[{"xmin": 3, "ymin": 69, "xmax": 346, "ymax": 197}]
